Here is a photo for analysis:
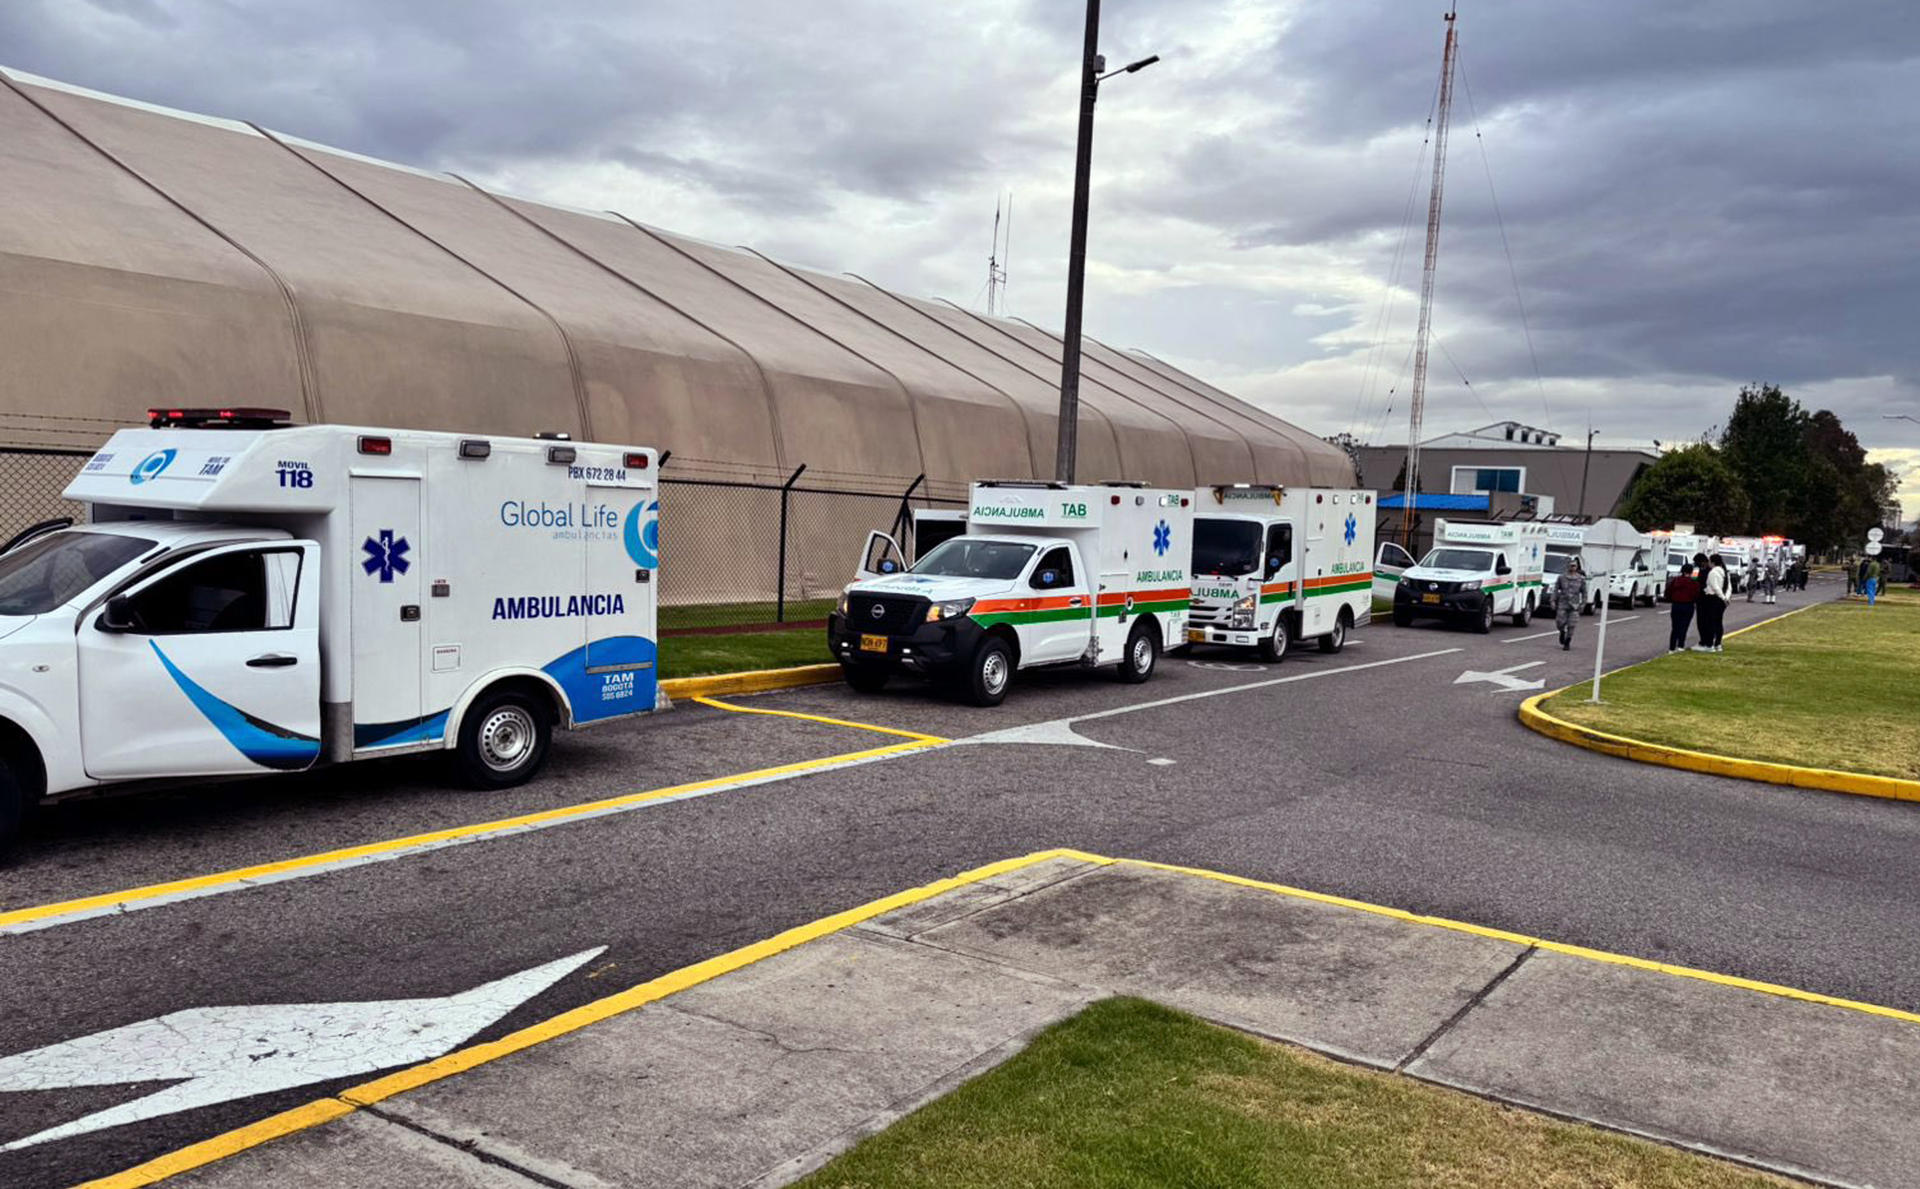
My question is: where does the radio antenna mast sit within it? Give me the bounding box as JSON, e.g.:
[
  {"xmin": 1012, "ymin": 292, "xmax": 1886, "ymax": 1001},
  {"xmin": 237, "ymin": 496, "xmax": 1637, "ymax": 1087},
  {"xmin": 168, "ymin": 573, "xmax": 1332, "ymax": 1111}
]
[
  {"xmin": 1402, "ymin": 8, "xmax": 1459, "ymax": 543},
  {"xmin": 987, "ymin": 191, "xmax": 1011, "ymax": 316}
]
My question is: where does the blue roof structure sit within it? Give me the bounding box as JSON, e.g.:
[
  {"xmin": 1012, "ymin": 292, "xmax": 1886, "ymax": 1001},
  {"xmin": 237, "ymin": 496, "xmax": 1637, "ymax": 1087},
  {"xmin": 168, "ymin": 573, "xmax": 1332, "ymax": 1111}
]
[{"xmin": 1377, "ymin": 493, "xmax": 1490, "ymax": 511}]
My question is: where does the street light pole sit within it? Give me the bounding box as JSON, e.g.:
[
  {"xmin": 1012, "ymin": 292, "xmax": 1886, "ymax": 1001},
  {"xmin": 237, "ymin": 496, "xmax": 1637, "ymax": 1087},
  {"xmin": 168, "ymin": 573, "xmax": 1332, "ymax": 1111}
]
[
  {"xmin": 1578, "ymin": 428, "xmax": 1598, "ymax": 518},
  {"xmin": 1054, "ymin": 0, "xmax": 1156, "ymax": 483}
]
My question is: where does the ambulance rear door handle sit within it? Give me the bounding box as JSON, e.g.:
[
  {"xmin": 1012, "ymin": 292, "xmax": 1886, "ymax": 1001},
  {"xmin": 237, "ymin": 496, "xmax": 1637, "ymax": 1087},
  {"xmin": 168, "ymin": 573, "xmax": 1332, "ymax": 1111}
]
[{"xmin": 246, "ymin": 654, "xmax": 299, "ymax": 668}]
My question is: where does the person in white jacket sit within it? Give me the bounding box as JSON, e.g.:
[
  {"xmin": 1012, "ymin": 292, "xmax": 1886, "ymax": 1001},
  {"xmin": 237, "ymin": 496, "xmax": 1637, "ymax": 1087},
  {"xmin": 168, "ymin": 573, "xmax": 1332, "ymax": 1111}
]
[{"xmin": 1695, "ymin": 553, "xmax": 1730, "ymax": 651}]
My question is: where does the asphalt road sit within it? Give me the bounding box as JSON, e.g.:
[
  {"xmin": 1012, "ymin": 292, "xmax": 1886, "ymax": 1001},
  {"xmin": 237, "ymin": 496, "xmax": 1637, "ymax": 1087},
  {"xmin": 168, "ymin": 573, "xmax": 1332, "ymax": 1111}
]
[{"xmin": 5, "ymin": 576, "xmax": 1915, "ymax": 1188}]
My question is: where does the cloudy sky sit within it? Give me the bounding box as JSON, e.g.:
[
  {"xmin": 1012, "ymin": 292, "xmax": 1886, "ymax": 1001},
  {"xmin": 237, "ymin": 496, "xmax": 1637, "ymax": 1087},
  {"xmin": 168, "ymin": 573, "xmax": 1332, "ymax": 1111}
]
[{"xmin": 7, "ymin": 0, "xmax": 1916, "ymax": 513}]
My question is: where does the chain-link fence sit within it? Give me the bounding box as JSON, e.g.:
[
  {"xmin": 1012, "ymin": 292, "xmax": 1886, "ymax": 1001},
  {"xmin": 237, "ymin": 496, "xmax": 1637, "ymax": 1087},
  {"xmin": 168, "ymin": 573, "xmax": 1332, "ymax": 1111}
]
[{"xmin": 0, "ymin": 444, "xmax": 966, "ymax": 634}]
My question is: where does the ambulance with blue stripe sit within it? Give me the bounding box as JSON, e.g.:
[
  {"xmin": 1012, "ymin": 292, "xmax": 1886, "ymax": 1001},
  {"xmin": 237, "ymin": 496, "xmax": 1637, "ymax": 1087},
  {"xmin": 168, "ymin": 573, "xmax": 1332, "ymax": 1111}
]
[
  {"xmin": 830, "ymin": 481, "xmax": 1192, "ymax": 706},
  {"xmin": 1185, "ymin": 484, "xmax": 1376, "ymax": 661},
  {"xmin": 0, "ymin": 409, "xmax": 660, "ymax": 852}
]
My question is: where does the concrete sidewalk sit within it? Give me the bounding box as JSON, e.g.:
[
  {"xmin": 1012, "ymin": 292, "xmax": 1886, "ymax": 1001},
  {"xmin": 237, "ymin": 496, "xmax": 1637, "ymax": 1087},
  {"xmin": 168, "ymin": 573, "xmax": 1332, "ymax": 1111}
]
[{"xmin": 169, "ymin": 856, "xmax": 1917, "ymax": 1189}]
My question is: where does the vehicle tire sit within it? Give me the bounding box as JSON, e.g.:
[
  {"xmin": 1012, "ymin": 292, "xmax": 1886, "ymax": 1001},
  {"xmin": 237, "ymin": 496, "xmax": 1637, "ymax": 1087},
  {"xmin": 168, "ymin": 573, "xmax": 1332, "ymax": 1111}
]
[
  {"xmin": 1512, "ymin": 597, "xmax": 1533, "ymax": 628},
  {"xmin": 1257, "ymin": 615, "xmax": 1289, "ymax": 662},
  {"xmin": 965, "ymin": 637, "xmax": 1013, "ymax": 707},
  {"xmin": 841, "ymin": 664, "xmax": 888, "ymax": 694},
  {"xmin": 1117, "ymin": 620, "xmax": 1159, "ymax": 684},
  {"xmin": 0, "ymin": 759, "xmax": 21, "ymax": 858},
  {"xmin": 1474, "ymin": 599, "xmax": 1495, "ymax": 634},
  {"xmin": 454, "ymin": 689, "xmax": 552, "ymax": 789},
  {"xmin": 1318, "ymin": 614, "xmax": 1348, "ymax": 653},
  {"xmin": 1391, "ymin": 606, "xmax": 1413, "ymax": 628}
]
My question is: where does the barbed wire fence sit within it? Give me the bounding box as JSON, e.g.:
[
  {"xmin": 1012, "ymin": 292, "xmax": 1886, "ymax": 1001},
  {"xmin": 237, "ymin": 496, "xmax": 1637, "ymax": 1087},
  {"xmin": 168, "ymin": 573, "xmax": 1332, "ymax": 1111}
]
[{"xmin": 0, "ymin": 443, "xmax": 966, "ymax": 633}]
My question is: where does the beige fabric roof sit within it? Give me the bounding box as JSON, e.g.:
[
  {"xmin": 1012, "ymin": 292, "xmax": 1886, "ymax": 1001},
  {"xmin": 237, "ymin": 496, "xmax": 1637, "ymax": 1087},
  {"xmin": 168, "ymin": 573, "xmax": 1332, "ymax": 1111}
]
[{"xmin": 0, "ymin": 67, "xmax": 1352, "ymax": 490}]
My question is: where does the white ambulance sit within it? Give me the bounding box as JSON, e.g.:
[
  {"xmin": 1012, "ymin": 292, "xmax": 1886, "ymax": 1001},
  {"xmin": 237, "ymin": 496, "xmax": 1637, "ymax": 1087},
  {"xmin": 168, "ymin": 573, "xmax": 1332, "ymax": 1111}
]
[
  {"xmin": 831, "ymin": 482, "xmax": 1192, "ymax": 705},
  {"xmin": 1185, "ymin": 484, "xmax": 1375, "ymax": 661},
  {"xmin": 1390, "ymin": 519, "xmax": 1549, "ymax": 632},
  {"xmin": 0, "ymin": 409, "xmax": 661, "ymax": 850}
]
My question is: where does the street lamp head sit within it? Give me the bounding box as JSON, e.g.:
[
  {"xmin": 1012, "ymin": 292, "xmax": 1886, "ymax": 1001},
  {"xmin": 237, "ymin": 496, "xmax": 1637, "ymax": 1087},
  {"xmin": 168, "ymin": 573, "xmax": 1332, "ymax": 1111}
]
[
  {"xmin": 1096, "ymin": 54, "xmax": 1160, "ymax": 82},
  {"xmin": 1122, "ymin": 54, "xmax": 1160, "ymax": 73}
]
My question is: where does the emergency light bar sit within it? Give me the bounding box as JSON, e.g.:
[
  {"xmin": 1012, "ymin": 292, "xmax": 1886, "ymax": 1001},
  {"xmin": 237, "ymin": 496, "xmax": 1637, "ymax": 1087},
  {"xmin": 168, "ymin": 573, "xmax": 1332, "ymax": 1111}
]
[{"xmin": 147, "ymin": 407, "xmax": 292, "ymax": 429}]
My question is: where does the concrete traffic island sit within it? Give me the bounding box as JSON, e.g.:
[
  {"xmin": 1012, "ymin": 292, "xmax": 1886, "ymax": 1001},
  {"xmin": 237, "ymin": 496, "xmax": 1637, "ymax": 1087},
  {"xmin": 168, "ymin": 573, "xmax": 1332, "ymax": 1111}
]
[{"xmin": 148, "ymin": 854, "xmax": 1917, "ymax": 1189}]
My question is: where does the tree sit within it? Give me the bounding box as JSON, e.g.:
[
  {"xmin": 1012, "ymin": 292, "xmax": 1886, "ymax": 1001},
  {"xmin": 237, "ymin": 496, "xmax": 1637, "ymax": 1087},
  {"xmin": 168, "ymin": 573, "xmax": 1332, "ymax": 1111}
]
[
  {"xmin": 1719, "ymin": 383, "xmax": 1809, "ymax": 535},
  {"xmin": 1619, "ymin": 444, "xmax": 1749, "ymax": 534}
]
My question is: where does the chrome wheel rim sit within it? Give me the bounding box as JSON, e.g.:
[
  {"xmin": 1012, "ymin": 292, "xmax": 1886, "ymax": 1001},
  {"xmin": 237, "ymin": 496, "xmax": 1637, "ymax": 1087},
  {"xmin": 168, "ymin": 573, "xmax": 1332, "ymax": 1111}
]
[
  {"xmin": 982, "ymin": 651, "xmax": 1009, "ymax": 695},
  {"xmin": 478, "ymin": 705, "xmax": 537, "ymax": 772},
  {"xmin": 1132, "ymin": 635, "xmax": 1153, "ymax": 672}
]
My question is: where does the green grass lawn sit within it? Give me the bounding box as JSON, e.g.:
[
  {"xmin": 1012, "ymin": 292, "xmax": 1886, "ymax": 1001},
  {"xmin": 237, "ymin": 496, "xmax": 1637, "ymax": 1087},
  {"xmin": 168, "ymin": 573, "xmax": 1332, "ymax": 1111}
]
[
  {"xmin": 660, "ymin": 597, "xmax": 836, "ymax": 632},
  {"xmin": 657, "ymin": 627, "xmax": 832, "ymax": 681},
  {"xmin": 1542, "ymin": 590, "xmax": 1918, "ymax": 779},
  {"xmin": 798, "ymin": 998, "xmax": 1785, "ymax": 1189}
]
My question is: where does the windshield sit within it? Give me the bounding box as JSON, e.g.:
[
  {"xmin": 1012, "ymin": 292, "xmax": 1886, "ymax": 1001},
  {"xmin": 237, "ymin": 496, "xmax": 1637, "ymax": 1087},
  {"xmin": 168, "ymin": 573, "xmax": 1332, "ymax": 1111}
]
[
  {"xmin": 1421, "ymin": 548, "xmax": 1496, "ymax": 572},
  {"xmin": 0, "ymin": 530, "xmax": 156, "ymax": 615},
  {"xmin": 1191, "ymin": 519, "xmax": 1263, "ymax": 577},
  {"xmin": 912, "ymin": 538, "xmax": 1036, "ymax": 580},
  {"xmin": 1669, "ymin": 552, "xmax": 1688, "ymax": 568}
]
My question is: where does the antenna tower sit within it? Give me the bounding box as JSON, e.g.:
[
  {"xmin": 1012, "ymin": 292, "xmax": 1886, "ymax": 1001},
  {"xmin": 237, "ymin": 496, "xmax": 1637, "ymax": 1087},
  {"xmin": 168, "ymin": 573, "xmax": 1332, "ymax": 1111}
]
[
  {"xmin": 986, "ymin": 192, "xmax": 1012, "ymax": 316},
  {"xmin": 1402, "ymin": 8, "xmax": 1459, "ymax": 543}
]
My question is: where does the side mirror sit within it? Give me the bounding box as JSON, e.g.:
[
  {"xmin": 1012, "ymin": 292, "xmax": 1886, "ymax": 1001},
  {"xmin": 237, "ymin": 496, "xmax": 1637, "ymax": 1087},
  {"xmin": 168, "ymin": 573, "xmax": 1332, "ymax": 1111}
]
[{"xmin": 99, "ymin": 595, "xmax": 137, "ymax": 633}]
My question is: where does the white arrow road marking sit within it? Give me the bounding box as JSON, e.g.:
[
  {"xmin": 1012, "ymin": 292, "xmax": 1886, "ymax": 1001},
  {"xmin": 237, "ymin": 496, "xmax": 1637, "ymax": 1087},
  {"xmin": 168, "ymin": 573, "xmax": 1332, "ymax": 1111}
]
[
  {"xmin": 1453, "ymin": 661, "xmax": 1547, "ymax": 692},
  {"xmin": 952, "ymin": 719, "xmax": 1135, "ymax": 750},
  {"xmin": 0, "ymin": 946, "xmax": 605, "ymax": 1151}
]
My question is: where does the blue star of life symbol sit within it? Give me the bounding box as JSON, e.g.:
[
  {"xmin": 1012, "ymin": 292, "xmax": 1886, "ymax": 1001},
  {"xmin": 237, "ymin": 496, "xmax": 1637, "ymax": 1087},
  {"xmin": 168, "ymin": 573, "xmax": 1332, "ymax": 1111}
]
[
  {"xmin": 1344, "ymin": 514, "xmax": 1358, "ymax": 546},
  {"xmin": 362, "ymin": 529, "xmax": 410, "ymax": 583},
  {"xmin": 1152, "ymin": 520, "xmax": 1172, "ymax": 557}
]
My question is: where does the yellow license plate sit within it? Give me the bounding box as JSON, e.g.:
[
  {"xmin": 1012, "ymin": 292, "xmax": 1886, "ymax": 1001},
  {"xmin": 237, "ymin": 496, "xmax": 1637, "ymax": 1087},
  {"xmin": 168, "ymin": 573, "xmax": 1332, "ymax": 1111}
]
[
  {"xmin": 860, "ymin": 634, "xmax": 888, "ymax": 652},
  {"xmin": 1421, "ymin": 593, "xmax": 1441, "ymax": 604},
  {"xmin": 1187, "ymin": 629, "xmax": 1206, "ymax": 643}
]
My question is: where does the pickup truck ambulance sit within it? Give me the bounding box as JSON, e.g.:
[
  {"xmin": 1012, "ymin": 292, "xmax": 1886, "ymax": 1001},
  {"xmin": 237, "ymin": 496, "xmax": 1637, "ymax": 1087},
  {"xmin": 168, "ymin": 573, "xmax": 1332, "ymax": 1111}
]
[
  {"xmin": 1185, "ymin": 484, "xmax": 1375, "ymax": 661},
  {"xmin": 829, "ymin": 482, "xmax": 1192, "ymax": 706},
  {"xmin": 1391, "ymin": 519, "xmax": 1549, "ymax": 632},
  {"xmin": 0, "ymin": 410, "xmax": 661, "ymax": 851}
]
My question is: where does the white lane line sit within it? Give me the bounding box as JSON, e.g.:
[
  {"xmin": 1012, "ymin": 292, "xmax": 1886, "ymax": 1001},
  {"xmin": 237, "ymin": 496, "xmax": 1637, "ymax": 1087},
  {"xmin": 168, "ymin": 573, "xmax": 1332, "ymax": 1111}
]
[{"xmin": 1505, "ymin": 613, "xmax": 1640, "ymax": 642}]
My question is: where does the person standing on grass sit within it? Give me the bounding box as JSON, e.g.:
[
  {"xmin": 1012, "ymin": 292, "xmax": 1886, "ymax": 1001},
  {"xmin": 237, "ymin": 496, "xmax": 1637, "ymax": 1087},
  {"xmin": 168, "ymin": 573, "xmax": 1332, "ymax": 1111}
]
[
  {"xmin": 1666, "ymin": 561, "xmax": 1700, "ymax": 653},
  {"xmin": 1696, "ymin": 552, "xmax": 1729, "ymax": 652},
  {"xmin": 1553, "ymin": 556, "xmax": 1586, "ymax": 651},
  {"xmin": 1862, "ymin": 556, "xmax": 1881, "ymax": 607}
]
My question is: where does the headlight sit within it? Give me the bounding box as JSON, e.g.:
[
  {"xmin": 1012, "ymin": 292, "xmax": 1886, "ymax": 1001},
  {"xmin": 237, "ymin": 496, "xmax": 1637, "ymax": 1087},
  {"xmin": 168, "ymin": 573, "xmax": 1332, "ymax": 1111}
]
[
  {"xmin": 1229, "ymin": 594, "xmax": 1257, "ymax": 629},
  {"xmin": 925, "ymin": 597, "xmax": 975, "ymax": 622},
  {"xmin": 837, "ymin": 590, "xmax": 851, "ymax": 617},
  {"xmin": 1457, "ymin": 579, "xmax": 1483, "ymax": 591}
]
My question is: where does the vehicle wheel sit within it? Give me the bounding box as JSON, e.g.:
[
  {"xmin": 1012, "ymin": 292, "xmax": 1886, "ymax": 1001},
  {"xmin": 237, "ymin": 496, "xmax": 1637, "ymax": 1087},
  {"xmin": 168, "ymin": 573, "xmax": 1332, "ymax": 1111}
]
[
  {"xmin": 1391, "ymin": 606, "xmax": 1413, "ymax": 627},
  {"xmin": 1512, "ymin": 597, "xmax": 1533, "ymax": 628},
  {"xmin": 1257, "ymin": 616, "xmax": 1289, "ymax": 662},
  {"xmin": 1117, "ymin": 621, "xmax": 1159, "ymax": 684},
  {"xmin": 841, "ymin": 664, "xmax": 889, "ymax": 694},
  {"xmin": 965, "ymin": 637, "xmax": 1013, "ymax": 707},
  {"xmin": 0, "ymin": 759, "xmax": 21, "ymax": 858},
  {"xmin": 454, "ymin": 689, "xmax": 552, "ymax": 789},
  {"xmin": 1641, "ymin": 588, "xmax": 1656, "ymax": 608},
  {"xmin": 1474, "ymin": 600, "xmax": 1495, "ymax": 634},
  {"xmin": 1318, "ymin": 614, "xmax": 1348, "ymax": 653}
]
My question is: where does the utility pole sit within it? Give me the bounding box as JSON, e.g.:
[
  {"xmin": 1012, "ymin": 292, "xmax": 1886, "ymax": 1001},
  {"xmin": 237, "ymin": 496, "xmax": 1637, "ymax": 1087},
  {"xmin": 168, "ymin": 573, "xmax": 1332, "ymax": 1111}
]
[
  {"xmin": 1400, "ymin": 7, "xmax": 1459, "ymax": 541},
  {"xmin": 1579, "ymin": 427, "xmax": 1598, "ymax": 518},
  {"xmin": 1054, "ymin": 2, "xmax": 1156, "ymax": 482}
]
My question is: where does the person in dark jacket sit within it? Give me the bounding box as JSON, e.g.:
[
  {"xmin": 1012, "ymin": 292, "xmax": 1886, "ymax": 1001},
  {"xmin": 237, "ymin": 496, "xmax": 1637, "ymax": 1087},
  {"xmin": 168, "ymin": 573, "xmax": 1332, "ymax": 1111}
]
[
  {"xmin": 1667, "ymin": 562, "xmax": 1700, "ymax": 652},
  {"xmin": 1553, "ymin": 557, "xmax": 1586, "ymax": 650}
]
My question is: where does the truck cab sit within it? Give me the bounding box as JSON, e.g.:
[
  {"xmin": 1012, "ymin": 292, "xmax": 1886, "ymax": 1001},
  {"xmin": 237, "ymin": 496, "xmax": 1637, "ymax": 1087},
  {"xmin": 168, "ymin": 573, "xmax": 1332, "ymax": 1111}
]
[
  {"xmin": 1391, "ymin": 519, "xmax": 1549, "ymax": 633},
  {"xmin": 1185, "ymin": 484, "xmax": 1375, "ymax": 661},
  {"xmin": 829, "ymin": 482, "xmax": 1191, "ymax": 705}
]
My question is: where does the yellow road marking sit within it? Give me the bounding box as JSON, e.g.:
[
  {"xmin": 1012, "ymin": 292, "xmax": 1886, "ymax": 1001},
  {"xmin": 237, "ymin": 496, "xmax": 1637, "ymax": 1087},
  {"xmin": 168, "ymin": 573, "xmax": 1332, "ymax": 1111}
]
[
  {"xmin": 1, "ymin": 740, "xmax": 941, "ymax": 931},
  {"xmin": 78, "ymin": 845, "xmax": 1920, "ymax": 1187},
  {"xmin": 691, "ymin": 695, "xmax": 949, "ymax": 744},
  {"xmin": 72, "ymin": 849, "xmax": 1073, "ymax": 1189}
]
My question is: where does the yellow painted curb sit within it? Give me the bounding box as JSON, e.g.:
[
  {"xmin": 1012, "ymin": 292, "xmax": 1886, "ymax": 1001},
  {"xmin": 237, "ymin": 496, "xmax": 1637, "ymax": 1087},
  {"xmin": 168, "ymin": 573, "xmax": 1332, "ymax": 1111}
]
[
  {"xmin": 1518, "ymin": 604, "xmax": 1920, "ymax": 805},
  {"xmin": 660, "ymin": 663, "xmax": 841, "ymax": 699}
]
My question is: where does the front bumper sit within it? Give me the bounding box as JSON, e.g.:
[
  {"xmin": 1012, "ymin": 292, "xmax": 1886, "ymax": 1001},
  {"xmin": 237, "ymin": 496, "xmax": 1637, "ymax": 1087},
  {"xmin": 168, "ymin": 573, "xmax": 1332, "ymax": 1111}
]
[
  {"xmin": 1394, "ymin": 585, "xmax": 1489, "ymax": 619},
  {"xmin": 828, "ymin": 611, "xmax": 985, "ymax": 678}
]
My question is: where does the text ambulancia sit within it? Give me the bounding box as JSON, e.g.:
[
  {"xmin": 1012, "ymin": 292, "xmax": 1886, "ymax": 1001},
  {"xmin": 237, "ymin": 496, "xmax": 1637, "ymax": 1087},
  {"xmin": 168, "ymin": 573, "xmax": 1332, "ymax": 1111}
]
[
  {"xmin": 0, "ymin": 409, "xmax": 661, "ymax": 852},
  {"xmin": 1185, "ymin": 484, "xmax": 1376, "ymax": 661},
  {"xmin": 828, "ymin": 482, "xmax": 1193, "ymax": 705}
]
